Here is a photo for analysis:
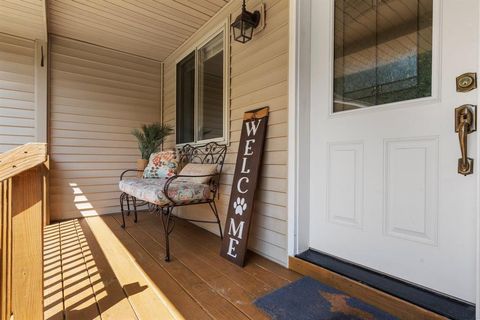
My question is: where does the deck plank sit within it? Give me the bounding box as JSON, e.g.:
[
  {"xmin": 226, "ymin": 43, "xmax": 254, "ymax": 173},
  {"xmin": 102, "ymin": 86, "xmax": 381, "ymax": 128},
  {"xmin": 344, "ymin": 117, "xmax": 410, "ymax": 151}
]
[
  {"xmin": 123, "ymin": 212, "xmax": 282, "ymax": 296},
  {"xmin": 81, "ymin": 216, "xmax": 184, "ymax": 320},
  {"xmin": 44, "ymin": 214, "xmax": 299, "ymax": 320},
  {"xmin": 59, "ymin": 220, "xmax": 101, "ymax": 320},
  {"xmin": 112, "ymin": 213, "xmax": 265, "ymax": 320},
  {"xmin": 163, "ymin": 212, "xmax": 301, "ymax": 284},
  {"xmin": 155, "ymin": 216, "xmax": 275, "ymax": 296},
  {"xmin": 173, "ymin": 220, "xmax": 293, "ymax": 291},
  {"xmin": 78, "ymin": 218, "xmax": 138, "ymax": 320},
  {"xmin": 117, "ymin": 215, "xmax": 273, "ymax": 319},
  {"xmin": 138, "ymin": 219, "xmax": 271, "ymax": 320},
  {"xmin": 98, "ymin": 215, "xmax": 212, "ymax": 320}
]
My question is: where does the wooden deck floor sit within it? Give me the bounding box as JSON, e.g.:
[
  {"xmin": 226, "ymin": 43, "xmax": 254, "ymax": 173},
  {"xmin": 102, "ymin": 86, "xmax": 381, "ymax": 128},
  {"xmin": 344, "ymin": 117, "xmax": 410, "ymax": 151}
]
[{"xmin": 43, "ymin": 212, "xmax": 301, "ymax": 320}]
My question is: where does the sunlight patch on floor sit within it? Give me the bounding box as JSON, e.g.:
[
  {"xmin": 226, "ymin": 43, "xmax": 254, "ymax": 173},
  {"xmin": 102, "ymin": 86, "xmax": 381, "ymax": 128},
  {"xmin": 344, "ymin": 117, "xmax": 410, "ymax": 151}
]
[
  {"xmin": 46, "ymin": 179, "xmax": 184, "ymax": 319},
  {"xmin": 82, "ymin": 216, "xmax": 184, "ymax": 319}
]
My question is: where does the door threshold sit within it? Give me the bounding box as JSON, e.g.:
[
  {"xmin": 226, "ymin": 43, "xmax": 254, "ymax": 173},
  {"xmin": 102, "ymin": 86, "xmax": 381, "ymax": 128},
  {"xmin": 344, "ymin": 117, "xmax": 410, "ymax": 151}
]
[{"xmin": 290, "ymin": 250, "xmax": 475, "ymax": 320}]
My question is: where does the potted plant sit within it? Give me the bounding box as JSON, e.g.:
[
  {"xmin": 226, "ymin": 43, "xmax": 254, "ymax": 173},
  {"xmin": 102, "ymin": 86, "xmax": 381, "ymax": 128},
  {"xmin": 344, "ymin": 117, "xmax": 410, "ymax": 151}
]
[{"xmin": 132, "ymin": 123, "xmax": 173, "ymax": 176}]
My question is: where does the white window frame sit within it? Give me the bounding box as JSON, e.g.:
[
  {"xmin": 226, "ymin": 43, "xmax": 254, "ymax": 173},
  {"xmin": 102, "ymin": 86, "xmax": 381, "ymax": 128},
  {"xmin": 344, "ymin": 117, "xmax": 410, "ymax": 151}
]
[{"xmin": 175, "ymin": 19, "xmax": 230, "ymax": 147}]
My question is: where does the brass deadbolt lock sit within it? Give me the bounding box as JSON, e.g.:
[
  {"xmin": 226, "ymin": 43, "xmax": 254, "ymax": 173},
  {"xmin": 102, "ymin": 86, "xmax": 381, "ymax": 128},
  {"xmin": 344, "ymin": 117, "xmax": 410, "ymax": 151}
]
[{"xmin": 456, "ymin": 73, "xmax": 477, "ymax": 92}]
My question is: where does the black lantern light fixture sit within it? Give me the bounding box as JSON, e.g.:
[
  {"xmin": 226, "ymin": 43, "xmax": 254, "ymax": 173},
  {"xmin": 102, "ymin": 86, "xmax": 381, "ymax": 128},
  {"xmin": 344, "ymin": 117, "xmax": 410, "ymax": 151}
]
[{"xmin": 231, "ymin": 0, "xmax": 261, "ymax": 44}]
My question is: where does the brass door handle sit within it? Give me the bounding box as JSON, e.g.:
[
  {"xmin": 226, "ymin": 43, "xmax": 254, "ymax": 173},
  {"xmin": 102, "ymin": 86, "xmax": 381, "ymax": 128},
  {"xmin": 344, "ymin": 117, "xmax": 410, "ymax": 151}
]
[
  {"xmin": 458, "ymin": 114, "xmax": 471, "ymax": 174},
  {"xmin": 455, "ymin": 105, "xmax": 477, "ymax": 176}
]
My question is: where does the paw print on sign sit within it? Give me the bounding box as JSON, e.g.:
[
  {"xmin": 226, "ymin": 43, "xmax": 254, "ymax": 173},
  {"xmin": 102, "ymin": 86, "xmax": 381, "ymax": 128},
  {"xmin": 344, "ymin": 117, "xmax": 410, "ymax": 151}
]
[{"xmin": 233, "ymin": 197, "xmax": 247, "ymax": 215}]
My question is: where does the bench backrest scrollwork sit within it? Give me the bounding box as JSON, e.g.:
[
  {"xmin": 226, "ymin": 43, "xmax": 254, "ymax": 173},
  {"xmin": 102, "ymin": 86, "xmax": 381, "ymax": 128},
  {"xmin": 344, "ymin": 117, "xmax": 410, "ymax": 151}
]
[{"xmin": 176, "ymin": 142, "xmax": 227, "ymax": 198}]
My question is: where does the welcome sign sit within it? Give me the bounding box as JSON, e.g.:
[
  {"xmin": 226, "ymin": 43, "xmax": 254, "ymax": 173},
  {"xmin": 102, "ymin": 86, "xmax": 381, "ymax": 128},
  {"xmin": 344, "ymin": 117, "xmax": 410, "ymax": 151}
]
[{"xmin": 220, "ymin": 107, "xmax": 269, "ymax": 266}]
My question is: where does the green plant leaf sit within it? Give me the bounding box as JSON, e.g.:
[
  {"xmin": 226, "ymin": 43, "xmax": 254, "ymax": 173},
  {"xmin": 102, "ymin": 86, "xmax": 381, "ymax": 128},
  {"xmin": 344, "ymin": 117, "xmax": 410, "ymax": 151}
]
[{"xmin": 131, "ymin": 123, "xmax": 174, "ymax": 160}]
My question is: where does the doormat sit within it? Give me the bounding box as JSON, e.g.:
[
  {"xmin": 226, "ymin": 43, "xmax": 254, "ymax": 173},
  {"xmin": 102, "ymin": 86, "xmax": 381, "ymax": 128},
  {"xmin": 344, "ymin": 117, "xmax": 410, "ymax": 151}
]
[{"xmin": 254, "ymin": 277, "xmax": 398, "ymax": 320}]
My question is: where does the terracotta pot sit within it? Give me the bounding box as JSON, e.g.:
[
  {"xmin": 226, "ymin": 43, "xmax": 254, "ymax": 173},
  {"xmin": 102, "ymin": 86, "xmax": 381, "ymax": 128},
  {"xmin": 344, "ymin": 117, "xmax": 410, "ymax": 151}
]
[{"xmin": 136, "ymin": 159, "xmax": 148, "ymax": 177}]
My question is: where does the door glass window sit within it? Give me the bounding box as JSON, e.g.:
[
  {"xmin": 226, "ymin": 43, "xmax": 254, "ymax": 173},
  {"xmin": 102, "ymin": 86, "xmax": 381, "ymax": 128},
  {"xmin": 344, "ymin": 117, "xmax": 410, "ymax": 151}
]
[{"xmin": 333, "ymin": 0, "xmax": 433, "ymax": 112}]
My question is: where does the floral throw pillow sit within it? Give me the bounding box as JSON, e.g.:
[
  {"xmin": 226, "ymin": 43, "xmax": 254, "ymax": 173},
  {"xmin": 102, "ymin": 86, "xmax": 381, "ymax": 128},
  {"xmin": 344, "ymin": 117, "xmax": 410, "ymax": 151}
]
[{"xmin": 143, "ymin": 150, "xmax": 178, "ymax": 179}]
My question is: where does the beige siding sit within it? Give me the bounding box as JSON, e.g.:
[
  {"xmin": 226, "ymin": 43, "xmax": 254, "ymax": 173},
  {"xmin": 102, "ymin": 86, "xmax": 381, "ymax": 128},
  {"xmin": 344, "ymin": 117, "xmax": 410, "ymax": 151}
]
[
  {"xmin": 163, "ymin": 0, "xmax": 289, "ymax": 265},
  {"xmin": 0, "ymin": 33, "xmax": 36, "ymax": 152},
  {"xmin": 0, "ymin": 0, "xmax": 46, "ymax": 41},
  {"xmin": 50, "ymin": 36, "xmax": 162, "ymax": 221}
]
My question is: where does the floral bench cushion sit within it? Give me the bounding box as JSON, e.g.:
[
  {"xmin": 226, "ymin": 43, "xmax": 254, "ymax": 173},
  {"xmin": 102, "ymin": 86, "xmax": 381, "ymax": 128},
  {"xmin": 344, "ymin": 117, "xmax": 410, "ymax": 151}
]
[{"xmin": 119, "ymin": 178, "xmax": 211, "ymax": 206}]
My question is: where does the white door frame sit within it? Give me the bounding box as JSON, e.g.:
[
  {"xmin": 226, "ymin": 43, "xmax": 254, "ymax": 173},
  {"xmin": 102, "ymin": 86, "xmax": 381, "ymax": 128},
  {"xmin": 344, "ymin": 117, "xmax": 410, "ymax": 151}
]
[
  {"xmin": 287, "ymin": 0, "xmax": 480, "ymax": 316},
  {"xmin": 288, "ymin": 0, "xmax": 311, "ymax": 257},
  {"xmin": 476, "ymin": 1, "xmax": 480, "ymax": 315}
]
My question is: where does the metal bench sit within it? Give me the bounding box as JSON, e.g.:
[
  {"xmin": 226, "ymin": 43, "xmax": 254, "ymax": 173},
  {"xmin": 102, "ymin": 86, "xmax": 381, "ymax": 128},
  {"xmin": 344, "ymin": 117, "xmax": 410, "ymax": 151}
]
[{"xmin": 119, "ymin": 142, "xmax": 227, "ymax": 261}]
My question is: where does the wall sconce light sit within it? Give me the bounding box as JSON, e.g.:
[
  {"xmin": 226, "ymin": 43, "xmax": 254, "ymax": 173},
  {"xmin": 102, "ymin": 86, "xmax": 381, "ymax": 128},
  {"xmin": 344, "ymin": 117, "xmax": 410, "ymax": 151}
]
[{"xmin": 231, "ymin": 0, "xmax": 261, "ymax": 44}]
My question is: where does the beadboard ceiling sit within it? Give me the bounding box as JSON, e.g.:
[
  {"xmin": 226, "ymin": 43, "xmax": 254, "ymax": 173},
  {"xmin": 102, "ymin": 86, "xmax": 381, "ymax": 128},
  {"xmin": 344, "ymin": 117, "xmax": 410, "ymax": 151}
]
[
  {"xmin": 0, "ymin": 0, "xmax": 230, "ymax": 61},
  {"xmin": 47, "ymin": 0, "xmax": 230, "ymax": 61}
]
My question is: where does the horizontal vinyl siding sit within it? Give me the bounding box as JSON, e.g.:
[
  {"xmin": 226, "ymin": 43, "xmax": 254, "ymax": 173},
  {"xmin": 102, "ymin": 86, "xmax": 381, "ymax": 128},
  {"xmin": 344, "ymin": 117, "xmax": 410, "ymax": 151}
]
[
  {"xmin": 0, "ymin": 1, "xmax": 45, "ymax": 41},
  {"xmin": 163, "ymin": 0, "xmax": 289, "ymax": 265},
  {"xmin": 50, "ymin": 35, "xmax": 161, "ymax": 220},
  {"xmin": 0, "ymin": 32, "xmax": 35, "ymax": 152}
]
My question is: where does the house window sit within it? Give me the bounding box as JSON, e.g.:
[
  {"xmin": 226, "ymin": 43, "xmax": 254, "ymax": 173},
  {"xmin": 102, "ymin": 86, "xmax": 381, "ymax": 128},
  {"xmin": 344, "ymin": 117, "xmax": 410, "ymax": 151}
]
[
  {"xmin": 176, "ymin": 52, "xmax": 195, "ymax": 144},
  {"xmin": 176, "ymin": 30, "xmax": 226, "ymax": 144},
  {"xmin": 333, "ymin": 0, "xmax": 433, "ymax": 112}
]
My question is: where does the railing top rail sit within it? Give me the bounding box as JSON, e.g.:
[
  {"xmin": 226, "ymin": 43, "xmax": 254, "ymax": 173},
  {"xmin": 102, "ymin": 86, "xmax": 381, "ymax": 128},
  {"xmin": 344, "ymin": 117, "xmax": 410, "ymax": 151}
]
[{"xmin": 0, "ymin": 143, "xmax": 47, "ymax": 181}]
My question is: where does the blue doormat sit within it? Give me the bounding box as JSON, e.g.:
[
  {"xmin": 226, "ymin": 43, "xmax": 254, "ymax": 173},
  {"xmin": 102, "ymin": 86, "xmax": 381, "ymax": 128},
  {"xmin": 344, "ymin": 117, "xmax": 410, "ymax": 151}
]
[{"xmin": 254, "ymin": 277, "xmax": 398, "ymax": 320}]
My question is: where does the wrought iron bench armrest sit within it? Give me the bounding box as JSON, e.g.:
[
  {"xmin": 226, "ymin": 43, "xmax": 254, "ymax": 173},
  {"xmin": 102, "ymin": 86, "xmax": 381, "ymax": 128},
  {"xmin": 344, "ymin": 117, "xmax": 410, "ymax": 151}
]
[
  {"xmin": 120, "ymin": 169, "xmax": 144, "ymax": 180},
  {"xmin": 163, "ymin": 173, "xmax": 221, "ymax": 204}
]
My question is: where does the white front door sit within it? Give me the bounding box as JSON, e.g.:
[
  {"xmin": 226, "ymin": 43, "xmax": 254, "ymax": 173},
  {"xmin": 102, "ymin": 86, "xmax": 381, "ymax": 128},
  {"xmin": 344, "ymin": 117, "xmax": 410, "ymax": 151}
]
[{"xmin": 309, "ymin": 0, "xmax": 478, "ymax": 302}]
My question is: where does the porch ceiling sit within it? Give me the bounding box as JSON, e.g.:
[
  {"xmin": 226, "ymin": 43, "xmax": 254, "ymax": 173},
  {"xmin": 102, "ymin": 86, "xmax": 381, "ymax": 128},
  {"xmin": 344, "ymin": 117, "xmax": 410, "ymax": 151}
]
[
  {"xmin": 0, "ymin": 0, "xmax": 230, "ymax": 60},
  {"xmin": 47, "ymin": 0, "xmax": 231, "ymax": 61}
]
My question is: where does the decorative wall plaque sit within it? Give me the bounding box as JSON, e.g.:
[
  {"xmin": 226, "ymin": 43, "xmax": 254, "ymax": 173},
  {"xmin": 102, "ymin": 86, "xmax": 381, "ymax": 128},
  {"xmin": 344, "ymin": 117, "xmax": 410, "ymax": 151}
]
[{"xmin": 220, "ymin": 107, "xmax": 269, "ymax": 266}]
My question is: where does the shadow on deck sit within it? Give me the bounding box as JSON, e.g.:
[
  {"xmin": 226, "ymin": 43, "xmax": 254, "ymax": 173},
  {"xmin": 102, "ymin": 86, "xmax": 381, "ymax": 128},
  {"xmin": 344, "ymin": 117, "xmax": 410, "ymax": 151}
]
[{"xmin": 43, "ymin": 211, "xmax": 301, "ymax": 320}]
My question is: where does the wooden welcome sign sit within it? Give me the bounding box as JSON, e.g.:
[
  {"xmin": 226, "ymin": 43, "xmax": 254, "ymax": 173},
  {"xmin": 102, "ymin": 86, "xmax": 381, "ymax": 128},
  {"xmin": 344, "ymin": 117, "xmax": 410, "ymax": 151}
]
[{"xmin": 220, "ymin": 107, "xmax": 269, "ymax": 266}]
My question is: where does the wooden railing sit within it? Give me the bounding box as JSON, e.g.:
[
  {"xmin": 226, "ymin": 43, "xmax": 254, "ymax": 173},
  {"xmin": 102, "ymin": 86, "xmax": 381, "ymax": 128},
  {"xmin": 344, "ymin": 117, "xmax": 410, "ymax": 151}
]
[{"xmin": 0, "ymin": 143, "xmax": 48, "ymax": 320}]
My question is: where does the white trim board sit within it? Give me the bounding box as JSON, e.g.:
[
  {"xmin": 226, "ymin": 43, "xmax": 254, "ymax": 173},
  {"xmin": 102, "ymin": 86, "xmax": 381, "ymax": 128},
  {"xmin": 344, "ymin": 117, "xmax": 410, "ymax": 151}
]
[
  {"xmin": 35, "ymin": 39, "xmax": 48, "ymax": 143},
  {"xmin": 288, "ymin": 0, "xmax": 311, "ymax": 258},
  {"xmin": 476, "ymin": 1, "xmax": 480, "ymax": 316}
]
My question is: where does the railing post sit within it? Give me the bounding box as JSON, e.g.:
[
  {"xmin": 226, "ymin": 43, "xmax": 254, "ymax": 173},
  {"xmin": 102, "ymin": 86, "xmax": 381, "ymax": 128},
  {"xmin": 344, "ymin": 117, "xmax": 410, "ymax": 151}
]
[
  {"xmin": 0, "ymin": 144, "xmax": 47, "ymax": 320},
  {"xmin": 11, "ymin": 167, "xmax": 44, "ymax": 319},
  {"xmin": 0, "ymin": 179, "xmax": 12, "ymax": 320}
]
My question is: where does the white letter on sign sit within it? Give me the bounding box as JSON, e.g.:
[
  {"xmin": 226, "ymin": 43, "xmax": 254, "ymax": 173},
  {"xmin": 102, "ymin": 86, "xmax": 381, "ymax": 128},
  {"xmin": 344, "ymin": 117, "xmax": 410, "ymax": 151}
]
[
  {"xmin": 237, "ymin": 176, "xmax": 249, "ymax": 194},
  {"xmin": 244, "ymin": 139, "xmax": 255, "ymax": 156},
  {"xmin": 240, "ymin": 157, "xmax": 250, "ymax": 174},
  {"xmin": 246, "ymin": 119, "xmax": 262, "ymax": 136},
  {"xmin": 227, "ymin": 238, "xmax": 239, "ymax": 258},
  {"xmin": 228, "ymin": 218, "xmax": 245, "ymax": 239}
]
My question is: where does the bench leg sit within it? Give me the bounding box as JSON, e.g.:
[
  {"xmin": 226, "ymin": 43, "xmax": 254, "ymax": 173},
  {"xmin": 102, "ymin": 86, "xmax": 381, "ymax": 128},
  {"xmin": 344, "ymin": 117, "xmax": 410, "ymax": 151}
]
[
  {"xmin": 209, "ymin": 201, "xmax": 223, "ymax": 239},
  {"xmin": 161, "ymin": 206, "xmax": 174, "ymax": 262},
  {"xmin": 126, "ymin": 195, "xmax": 131, "ymax": 216},
  {"xmin": 120, "ymin": 192, "xmax": 126, "ymax": 228},
  {"xmin": 133, "ymin": 196, "xmax": 138, "ymax": 223}
]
